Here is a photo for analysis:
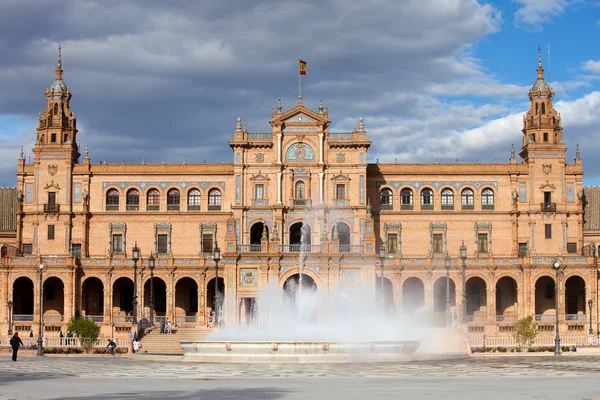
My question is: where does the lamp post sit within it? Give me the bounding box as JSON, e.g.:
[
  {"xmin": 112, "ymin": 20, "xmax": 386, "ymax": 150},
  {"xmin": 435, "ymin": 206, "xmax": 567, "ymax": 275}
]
[
  {"xmin": 459, "ymin": 241, "xmax": 467, "ymax": 324},
  {"xmin": 7, "ymin": 300, "xmax": 13, "ymax": 336},
  {"xmin": 37, "ymin": 262, "xmax": 44, "ymax": 357},
  {"xmin": 552, "ymin": 260, "xmax": 561, "ymax": 356},
  {"xmin": 589, "ymin": 299, "xmax": 593, "ymax": 335},
  {"xmin": 444, "ymin": 255, "xmax": 451, "ymax": 327},
  {"xmin": 213, "ymin": 242, "xmax": 221, "ymax": 327},
  {"xmin": 148, "ymin": 253, "xmax": 155, "ymax": 326},
  {"xmin": 131, "ymin": 242, "xmax": 140, "ymax": 324},
  {"xmin": 378, "ymin": 244, "xmax": 386, "ymax": 311}
]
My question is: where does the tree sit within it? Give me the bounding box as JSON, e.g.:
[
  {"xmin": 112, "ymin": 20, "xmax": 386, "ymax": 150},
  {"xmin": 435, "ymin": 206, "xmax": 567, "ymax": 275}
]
[
  {"xmin": 67, "ymin": 317, "xmax": 100, "ymax": 353},
  {"xmin": 513, "ymin": 315, "xmax": 538, "ymax": 349}
]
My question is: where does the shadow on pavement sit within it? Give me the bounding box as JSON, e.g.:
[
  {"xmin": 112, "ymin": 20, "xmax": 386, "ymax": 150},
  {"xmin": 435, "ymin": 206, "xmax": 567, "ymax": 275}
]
[{"xmin": 50, "ymin": 388, "xmax": 291, "ymax": 400}]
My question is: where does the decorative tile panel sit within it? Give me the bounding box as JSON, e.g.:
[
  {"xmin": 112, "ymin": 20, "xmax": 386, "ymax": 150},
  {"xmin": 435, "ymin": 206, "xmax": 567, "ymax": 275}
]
[
  {"xmin": 25, "ymin": 183, "xmax": 32, "ymax": 202},
  {"xmin": 101, "ymin": 181, "xmax": 225, "ymax": 191},
  {"xmin": 519, "ymin": 183, "xmax": 526, "ymax": 201},
  {"xmin": 73, "ymin": 183, "xmax": 81, "ymax": 203},
  {"xmin": 376, "ymin": 181, "xmax": 498, "ymax": 191},
  {"xmin": 285, "ymin": 143, "xmax": 315, "ymax": 161},
  {"xmin": 567, "ymin": 183, "xmax": 574, "ymax": 202},
  {"xmin": 360, "ymin": 175, "xmax": 365, "ymax": 205},
  {"xmin": 236, "ymin": 175, "xmax": 241, "ymax": 204},
  {"xmin": 240, "ymin": 268, "xmax": 257, "ymax": 286}
]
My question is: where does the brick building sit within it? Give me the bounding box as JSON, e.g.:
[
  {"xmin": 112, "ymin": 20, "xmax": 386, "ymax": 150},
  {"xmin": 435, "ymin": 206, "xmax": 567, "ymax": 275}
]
[{"xmin": 1, "ymin": 50, "xmax": 598, "ymax": 340}]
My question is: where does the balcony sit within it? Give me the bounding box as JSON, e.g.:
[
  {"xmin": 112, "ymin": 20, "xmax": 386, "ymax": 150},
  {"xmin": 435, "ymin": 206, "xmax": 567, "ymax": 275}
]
[
  {"xmin": 13, "ymin": 314, "xmax": 34, "ymax": 322},
  {"xmin": 339, "ymin": 245, "xmax": 364, "ymax": 253},
  {"xmin": 247, "ymin": 133, "xmax": 273, "ymax": 140},
  {"xmin": 106, "ymin": 204, "xmax": 119, "ymax": 211},
  {"xmin": 282, "ymin": 244, "xmax": 321, "ymax": 253},
  {"xmin": 293, "ymin": 199, "xmax": 311, "ymax": 206},
  {"xmin": 208, "ymin": 205, "xmax": 221, "ymax": 211},
  {"xmin": 420, "ymin": 204, "xmax": 434, "ymax": 210},
  {"xmin": 461, "ymin": 204, "xmax": 474, "ymax": 210},
  {"xmin": 44, "ymin": 204, "xmax": 60, "ymax": 213},
  {"xmin": 176, "ymin": 316, "xmax": 197, "ymax": 324},
  {"xmin": 328, "ymin": 133, "xmax": 354, "ymax": 140},
  {"xmin": 252, "ymin": 200, "xmax": 269, "ymax": 207},
  {"xmin": 167, "ymin": 204, "xmax": 180, "ymax": 211},
  {"xmin": 126, "ymin": 204, "xmax": 139, "ymax": 211},
  {"xmin": 113, "ymin": 316, "xmax": 134, "ymax": 323},
  {"xmin": 380, "ymin": 204, "xmax": 393, "ymax": 210},
  {"xmin": 147, "ymin": 204, "xmax": 160, "ymax": 211},
  {"xmin": 565, "ymin": 314, "xmax": 585, "ymax": 321},
  {"xmin": 441, "ymin": 204, "xmax": 454, "ymax": 210},
  {"xmin": 43, "ymin": 315, "xmax": 64, "ymax": 323},
  {"xmin": 541, "ymin": 203, "xmax": 556, "ymax": 212},
  {"xmin": 465, "ymin": 315, "xmax": 487, "ymax": 323},
  {"xmin": 482, "ymin": 204, "xmax": 495, "ymax": 211},
  {"xmin": 496, "ymin": 315, "xmax": 518, "ymax": 323},
  {"xmin": 84, "ymin": 315, "xmax": 104, "ymax": 323},
  {"xmin": 535, "ymin": 314, "xmax": 556, "ymax": 322},
  {"xmin": 400, "ymin": 204, "xmax": 413, "ymax": 210},
  {"xmin": 238, "ymin": 244, "xmax": 261, "ymax": 252}
]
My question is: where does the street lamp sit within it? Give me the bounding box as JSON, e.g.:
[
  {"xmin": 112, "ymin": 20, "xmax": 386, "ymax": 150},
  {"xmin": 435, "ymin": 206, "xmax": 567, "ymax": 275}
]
[
  {"xmin": 589, "ymin": 299, "xmax": 593, "ymax": 335},
  {"xmin": 37, "ymin": 262, "xmax": 44, "ymax": 357},
  {"xmin": 552, "ymin": 260, "xmax": 561, "ymax": 356},
  {"xmin": 378, "ymin": 244, "xmax": 386, "ymax": 310},
  {"xmin": 459, "ymin": 241, "xmax": 467, "ymax": 324},
  {"xmin": 148, "ymin": 252, "xmax": 155, "ymax": 326},
  {"xmin": 7, "ymin": 300, "xmax": 13, "ymax": 336},
  {"xmin": 444, "ymin": 255, "xmax": 451, "ymax": 327},
  {"xmin": 131, "ymin": 242, "xmax": 140, "ymax": 324},
  {"xmin": 213, "ymin": 242, "xmax": 221, "ymax": 326}
]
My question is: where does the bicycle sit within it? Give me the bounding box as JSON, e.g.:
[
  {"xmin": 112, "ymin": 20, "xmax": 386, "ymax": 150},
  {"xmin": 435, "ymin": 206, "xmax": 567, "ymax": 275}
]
[{"xmin": 101, "ymin": 346, "xmax": 121, "ymax": 357}]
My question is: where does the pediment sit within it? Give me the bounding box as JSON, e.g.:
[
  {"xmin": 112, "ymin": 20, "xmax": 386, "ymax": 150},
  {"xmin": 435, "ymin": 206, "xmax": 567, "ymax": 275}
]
[
  {"xmin": 284, "ymin": 113, "xmax": 315, "ymax": 123},
  {"xmin": 539, "ymin": 182, "xmax": 556, "ymax": 190}
]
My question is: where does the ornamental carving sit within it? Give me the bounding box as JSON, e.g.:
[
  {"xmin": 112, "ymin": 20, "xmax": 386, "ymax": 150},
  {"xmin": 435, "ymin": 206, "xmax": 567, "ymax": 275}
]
[
  {"xmin": 542, "ymin": 164, "xmax": 552, "ymax": 175},
  {"xmin": 48, "ymin": 165, "xmax": 57, "ymax": 176},
  {"xmin": 336, "ymin": 153, "xmax": 346, "ymax": 163},
  {"xmin": 255, "ymin": 153, "xmax": 264, "ymax": 163}
]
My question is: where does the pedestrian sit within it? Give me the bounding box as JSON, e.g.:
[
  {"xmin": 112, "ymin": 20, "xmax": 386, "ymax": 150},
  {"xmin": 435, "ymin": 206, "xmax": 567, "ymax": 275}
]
[
  {"xmin": 166, "ymin": 317, "xmax": 172, "ymax": 334},
  {"xmin": 133, "ymin": 339, "xmax": 140, "ymax": 353},
  {"xmin": 159, "ymin": 319, "xmax": 165, "ymax": 334},
  {"xmin": 106, "ymin": 338, "xmax": 117, "ymax": 357},
  {"xmin": 29, "ymin": 331, "xmax": 33, "ymax": 338},
  {"xmin": 9, "ymin": 332, "xmax": 24, "ymax": 362},
  {"xmin": 59, "ymin": 331, "xmax": 64, "ymax": 345}
]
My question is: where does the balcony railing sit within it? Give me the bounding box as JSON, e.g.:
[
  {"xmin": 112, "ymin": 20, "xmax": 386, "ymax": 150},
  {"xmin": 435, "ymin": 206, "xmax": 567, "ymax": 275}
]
[
  {"xmin": 482, "ymin": 204, "xmax": 495, "ymax": 210},
  {"xmin": 43, "ymin": 315, "xmax": 64, "ymax": 323},
  {"xmin": 252, "ymin": 200, "xmax": 269, "ymax": 207},
  {"xmin": 126, "ymin": 204, "xmax": 139, "ymax": 211},
  {"xmin": 380, "ymin": 204, "xmax": 393, "ymax": 210},
  {"xmin": 176, "ymin": 316, "xmax": 197, "ymax": 324},
  {"xmin": 13, "ymin": 314, "xmax": 34, "ymax": 322},
  {"xmin": 167, "ymin": 204, "xmax": 180, "ymax": 211},
  {"xmin": 113, "ymin": 316, "xmax": 134, "ymax": 323},
  {"xmin": 565, "ymin": 314, "xmax": 585, "ymax": 321},
  {"xmin": 400, "ymin": 204, "xmax": 413, "ymax": 210},
  {"xmin": 282, "ymin": 244, "xmax": 321, "ymax": 253},
  {"xmin": 461, "ymin": 204, "xmax": 474, "ymax": 210},
  {"xmin": 247, "ymin": 133, "xmax": 272, "ymax": 140},
  {"xmin": 237, "ymin": 244, "xmax": 261, "ymax": 252},
  {"xmin": 208, "ymin": 205, "xmax": 221, "ymax": 211},
  {"xmin": 535, "ymin": 314, "xmax": 556, "ymax": 322},
  {"xmin": 106, "ymin": 204, "xmax": 119, "ymax": 211},
  {"xmin": 339, "ymin": 245, "xmax": 364, "ymax": 253},
  {"xmin": 187, "ymin": 205, "xmax": 200, "ymax": 211},
  {"xmin": 328, "ymin": 133, "xmax": 354, "ymax": 140},
  {"xmin": 84, "ymin": 315, "xmax": 104, "ymax": 323},
  {"xmin": 496, "ymin": 315, "xmax": 518, "ymax": 323},
  {"xmin": 44, "ymin": 204, "xmax": 60, "ymax": 213},
  {"xmin": 465, "ymin": 315, "xmax": 487, "ymax": 323},
  {"xmin": 147, "ymin": 204, "xmax": 160, "ymax": 211},
  {"xmin": 293, "ymin": 199, "xmax": 310, "ymax": 206},
  {"xmin": 420, "ymin": 204, "xmax": 434, "ymax": 210},
  {"xmin": 541, "ymin": 203, "xmax": 556, "ymax": 212},
  {"xmin": 441, "ymin": 204, "xmax": 454, "ymax": 210}
]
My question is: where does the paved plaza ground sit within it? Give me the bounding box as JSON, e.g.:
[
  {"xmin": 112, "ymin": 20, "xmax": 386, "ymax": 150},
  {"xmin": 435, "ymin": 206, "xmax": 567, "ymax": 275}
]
[{"xmin": 1, "ymin": 354, "xmax": 600, "ymax": 399}]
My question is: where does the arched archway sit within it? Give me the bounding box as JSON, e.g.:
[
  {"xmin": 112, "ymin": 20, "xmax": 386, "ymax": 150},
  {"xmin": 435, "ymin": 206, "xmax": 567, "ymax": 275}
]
[
  {"xmin": 1, "ymin": 245, "xmax": 7, "ymax": 257},
  {"xmin": 565, "ymin": 276, "xmax": 586, "ymax": 317},
  {"xmin": 43, "ymin": 277, "xmax": 64, "ymax": 322},
  {"xmin": 333, "ymin": 222, "xmax": 351, "ymax": 251},
  {"xmin": 206, "ymin": 277, "xmax": 225, "ymax": 324},
  {"xmin": 112, "ymin": 277, "xmax": 134, "ymax": 318},
  {"xmin": 496, "ymin": 277, "xmax": 517, "ymax": 320},
  {"xmin": 402, "ymin": 277, "xmax": 424, "ymax": 313},
  {"xmin": 143, "ymin": 277, "xmax": 167, "ymax": 318},
  {"xmin": 13, "ymin": 277, "xmax": 34, "ymax": 318},
  {"xmin": 283, "ymin": 273, "xmax": 317, "ymax": 320},
  {"xmin": 82, "ymin": 277, "xmax": 104, "ymax": 318},
  {"xmin": 375, "ymin": 277, "xmax": 394, "ymax": 314},
  {"xmin": 535, "ymin": 276, "xmax": 555, "ymax": 319},
  {"xmin": 289, "ymin": 222, "xmax": 311, "ymax": 251},
  {"xmin": 433, "ymin": 277, "xmax": 456, "ymax": 312},
  {"xmin": 175, "ymin": 278, "xmax": 198, "ymax": 324},
  {"xmin": 465, "ymin": 277, "xmax": 487, "ymax": 320},
  {"xmin": 250, "ymin": 222, "xmax": 268, "ymax": 251}
]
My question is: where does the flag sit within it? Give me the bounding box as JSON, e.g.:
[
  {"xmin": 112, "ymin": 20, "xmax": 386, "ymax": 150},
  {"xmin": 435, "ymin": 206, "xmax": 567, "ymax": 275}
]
[{"xmin": 299, "ymin": 59, "xmax": 307, "ymax": 75}]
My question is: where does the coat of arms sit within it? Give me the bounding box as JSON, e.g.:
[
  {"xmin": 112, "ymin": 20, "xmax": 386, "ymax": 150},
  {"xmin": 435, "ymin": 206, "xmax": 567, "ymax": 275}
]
[
  {"xmin": 255, "ymin": 153, "xmax": 264, "ymax": 163},
  {"xmin": 240, "ymin": 268, "xmax": 257, "ymax": 286},
  {"xmin": 336, "ymin": 153, "xmax": 346, "ymax": 163},
  {"xmin": 542, "ymin": 164, "xmax": 552, "ymax": 175},
  {"xmin": 48, "ymin": 165, "xmax": 57, "ymax": 176},
  {"xmin": 294, "ymin": 144, "xmax": 306, "ymax": 161}
]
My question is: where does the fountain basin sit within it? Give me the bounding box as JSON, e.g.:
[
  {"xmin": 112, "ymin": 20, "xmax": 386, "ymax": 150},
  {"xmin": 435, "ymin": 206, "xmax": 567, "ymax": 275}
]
[{"xmin": 181, "ymin": 340, "xmax": 420, "ymax": 363}]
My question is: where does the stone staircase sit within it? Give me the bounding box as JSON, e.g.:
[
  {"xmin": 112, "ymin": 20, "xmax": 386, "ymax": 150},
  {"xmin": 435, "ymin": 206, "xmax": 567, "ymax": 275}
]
[
  {"xmin": 417, "ymin": 327, "xmax": 469, "ymax": 355},
  {"xmin": 139, "ymin": 327, "xmax": 214, "ymax": 355}
]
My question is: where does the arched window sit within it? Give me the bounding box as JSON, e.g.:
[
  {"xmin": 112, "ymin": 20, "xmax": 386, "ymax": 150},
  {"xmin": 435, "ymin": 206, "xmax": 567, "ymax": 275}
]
[
  {"xmin": 187, "ymin": 189, "xmax": 201, "ymax": 211},
  {"xmin": 441, "ymin": 188, "xmax": 454, "ymax": 209},
  {"xmin": 541, "ymin": 103, "xmax": 545, "ymax": 114},
  {"xmin": 461, "ymin": 189, "xmax": 474, "ymax": 209},
  {"xmin": 106, "ymin": 189, "xmax": 119, "ymax": 211},
  {"xmin": 126, "ymin": 189, "xmax": 139, "ymax": 211},
  {"xmin": 421, "ymin": 188, "xmax": 433, "ymax": 209},
  {"xmin": 208, "ymin": 189, "xmax": 221, "ymax": 210},
  {"xmin": 53, "ymin": 104, "xmax": 58, "ymax": 115},
  {"xmin": 481, "ymin": 188, "xmax": 494, "ymax": 210},
  {"xmin": 380, "ymin": 188, "xmax": 392, "ymax": 209},
  {"xmin": 295, "ymin": 181, "xmax": 305, "ymax": 199},
  {"xmin": 400, "ymin": 188, "xmax": 413, "ymax": 209},
  {"xmin": 147, "ymin": 189, "xmax": 160, "ymax": 211},
  {"xmin": 167, "ymin": 189, "xmax": 180, "ymax": 211}
]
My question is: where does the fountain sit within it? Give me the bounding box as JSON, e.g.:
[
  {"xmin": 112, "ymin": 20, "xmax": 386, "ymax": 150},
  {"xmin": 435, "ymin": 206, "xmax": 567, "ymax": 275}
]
[{"xmin": 181, "ymin": 222, "xmax": 462, "ymax": 363}]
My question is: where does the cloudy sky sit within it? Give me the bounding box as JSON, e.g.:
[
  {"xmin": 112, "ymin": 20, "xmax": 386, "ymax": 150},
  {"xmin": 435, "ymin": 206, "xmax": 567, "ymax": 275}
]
[{"xmin": 1, "ymin": 0, "xmax": 599, "ymax": 187}]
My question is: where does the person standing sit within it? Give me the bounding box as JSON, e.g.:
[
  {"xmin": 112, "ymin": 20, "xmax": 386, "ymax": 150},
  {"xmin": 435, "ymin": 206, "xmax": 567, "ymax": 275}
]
[{"xmin": 10, "ymin": 332, "xmax": 24, "ymax": 362}]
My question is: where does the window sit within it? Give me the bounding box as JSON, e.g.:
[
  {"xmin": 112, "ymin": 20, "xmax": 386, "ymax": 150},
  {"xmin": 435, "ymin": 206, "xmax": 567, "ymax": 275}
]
[
  {"xmin": 478, "ymin": 233, "xmax": 488, "ymax": 254},
  {"xmin": 421, "ymin": 189, "xmax": 433, "ymax": 209},
  {"xmin": 336, "ymin": 184, "xmax": 345, "ymax": 200},
  {"xmin": 126, "ymin": 189, "xmax": 139, "ymax": 211},
  {"xmin": 441, "ymin": 188, "xmax": 454, "ymax": 209},
  {"xmin": 400, "ymin": 188, "xmax": 413, "ymax": 209},
  {"xmin": 545, "ymin": 224, "xmax": 552, "ymax": 239},
  {"xmin": 518, "ymin": 242, "xmax": 529, "ymax": 257},
  {"xmin": 187, "ymin": 189, "xmax": 201, "ymax": 211},
  {"xmin": 51, "ymin": 133, "xmax": 56, "ymax": 143},
  {"xmin": 255, "ymin": 184, "xmax": 265, "ymax": 200},
  {"xmin": 71, "ymin": 244, "xmax": 82, "ymax": 258},
  {"xmin": 22, "ymin": 244, "xmax": 33, "ymax": 254},
  {"xmin": 202, "ymin": 233, "xmax": 213, "ymax": 253},
  {"xmin": 543, "ymin": 132, "xmax": 548, "ymax": 142},
  {"xmin": 48, "ymin": 192, "xmax": 56, "ymax": 204},
  {"xmin": 380, "ymin": 188, "xmax": 392, "ymax": 209},
  {"xmin": 567, "ymin": 242, "xmax": 577, "ymax": 254},
  {"xmin": 48, "ymin": 225, "xmax": 55, "ymax": 240},
  {"xmin": 157, "ymin": 234, "xmax": 168, "ymax": 254},
  {"xmin": 433, "ymin": 234, "xmax": 444, "ymax": 254},
  {"xmin": 208, "ymin": 189, "xmax": 221, "ymax": 210},
  {"xmin": 387, "ymin": 233, "xmax": 398, "ymax": 254},
  {"xmin": 167, "ymin": 189, "xmax": 180, "ymax": 211},
  {"xmin": 541, "ymin": 103, "xmax": 545, "ymax": 114},
  {"xmin": 481, "ymin": 188, "xmax": 494, "ymax": 209},
  {"xmin": 147, "ymin": 189, "xmax": 160, "ymax": 211},
  {"xmin": 461, "ymin": 189, "xmax": 474, "ymax": 207},
  {"xmin": 53, "ymin": 104, "xmax": 58, "ymax": 115},
  {"xmin": 106, "ymin": 189, "xmax": 119, "ymax": 211},
  {"xmin": 112, "ymin": 234, "xmax": 123, "ymax": 253}
]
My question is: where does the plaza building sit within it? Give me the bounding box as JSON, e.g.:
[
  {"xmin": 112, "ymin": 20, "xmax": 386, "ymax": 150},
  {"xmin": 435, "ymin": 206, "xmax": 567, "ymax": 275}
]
[{"xmin": 1, "ymin": 50, "xmax": 599, "ymax": 341}]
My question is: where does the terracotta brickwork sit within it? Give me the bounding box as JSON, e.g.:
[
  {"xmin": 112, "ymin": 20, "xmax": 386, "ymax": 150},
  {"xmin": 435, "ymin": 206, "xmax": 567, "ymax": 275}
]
[{"xmin": 1, "ymin": 52, "xmax": 599, "ymax": 340}]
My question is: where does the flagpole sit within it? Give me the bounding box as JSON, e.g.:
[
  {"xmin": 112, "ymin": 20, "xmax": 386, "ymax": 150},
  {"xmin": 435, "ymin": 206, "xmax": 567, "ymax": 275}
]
[{"xmin": 298, "ymin": 56, "xmax": 302, "ymax": 103}]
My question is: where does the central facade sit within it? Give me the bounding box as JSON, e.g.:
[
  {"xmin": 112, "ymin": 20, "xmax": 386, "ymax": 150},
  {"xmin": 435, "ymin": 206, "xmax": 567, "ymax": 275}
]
[{"xmin": 0, "ymin": 52, "xmax": 597, "ymax": 340}]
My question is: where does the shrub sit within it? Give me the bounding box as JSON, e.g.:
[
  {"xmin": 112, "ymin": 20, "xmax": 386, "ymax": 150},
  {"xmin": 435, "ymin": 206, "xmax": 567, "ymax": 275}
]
[
  {"xmin": 497, "ymin": 347, "xmax": 507, "ymax": 353},
  {"xmin": 513, "ymin": 316, "xmax": 538, "ymax": 349},
  {"xmin": 67, "ymin": 317, "xmax": 100, "ymax": 353}
]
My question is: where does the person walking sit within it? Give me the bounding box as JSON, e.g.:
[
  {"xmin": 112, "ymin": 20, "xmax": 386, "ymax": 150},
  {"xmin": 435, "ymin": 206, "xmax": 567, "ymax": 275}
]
[
  {"xmin": 133, "ymin": 339, "xmax": 140, "ymax": 353},
  {"xmin": 166, "ymin": 317, "xmax": 172, "ymax": 334},
  {"xmin": 10, "ymin": 332, "xmax": 24, "ymax": 361}
]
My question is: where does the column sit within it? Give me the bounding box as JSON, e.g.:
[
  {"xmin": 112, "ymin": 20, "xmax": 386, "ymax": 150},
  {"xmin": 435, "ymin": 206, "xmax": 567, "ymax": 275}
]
[
  {"xmin": 319, "ymin": 173, "xmax": 324, "ymax": 204},
  {"xmin": 277, "ymin": 172, "xmax": 282, "ymax": 204},
  {"xmin": 277, "ymin": 134, "xmax": 282, "ymax": 165},
  {"xmin": 318, "ymin": 133, "xmax": 324, "ymax": 165}
]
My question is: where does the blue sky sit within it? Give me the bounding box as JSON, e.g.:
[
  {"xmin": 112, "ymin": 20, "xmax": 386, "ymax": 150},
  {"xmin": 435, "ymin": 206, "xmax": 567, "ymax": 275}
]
[{"xmin": 0, "ymin": 0, "xmax": 599, "ymax": 187}]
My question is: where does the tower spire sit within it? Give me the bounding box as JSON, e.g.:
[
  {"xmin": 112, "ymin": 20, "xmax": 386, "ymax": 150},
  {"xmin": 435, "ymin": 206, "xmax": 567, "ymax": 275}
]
[
  {"xmin": 536, "ymin": 45, "xmax": 544, "ymax": 80},
  {"xmin": 56, "ymin": 44, "xmax": 63, "ymax": 80}
]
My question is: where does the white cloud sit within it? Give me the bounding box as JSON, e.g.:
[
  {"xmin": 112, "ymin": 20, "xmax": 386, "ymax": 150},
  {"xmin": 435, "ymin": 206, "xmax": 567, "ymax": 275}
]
[
  {"xmin": 513, "ymin": 0, "xmax": 570, "ymax": 30},
  {"xmin": 582, "ymin": 60, "xmax": 600, "ymax": 74}
]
